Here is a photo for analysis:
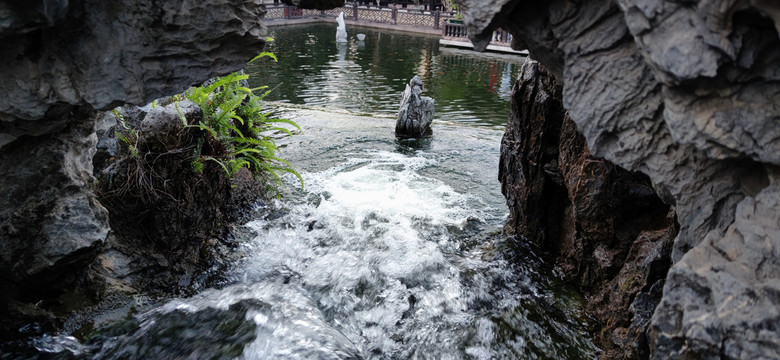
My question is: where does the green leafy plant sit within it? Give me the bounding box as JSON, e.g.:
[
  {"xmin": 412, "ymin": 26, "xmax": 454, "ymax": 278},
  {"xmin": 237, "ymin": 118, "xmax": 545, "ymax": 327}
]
[
  {"xmin": 113, "ymin": 109, "xmax": 140, "ymax": 158},
  {"xmin": 182, "ymin": 62, "xmax": 303, "ymax": 195}
]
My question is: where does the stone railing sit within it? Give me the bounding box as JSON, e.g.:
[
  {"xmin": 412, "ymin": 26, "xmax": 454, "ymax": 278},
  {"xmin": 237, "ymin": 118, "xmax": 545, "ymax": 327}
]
[
  {"xmin": 441, "ymin": 22, "xmax": 467, "ymax": 38},
  {"xmin": 441, "ymin": 22, "xmax": 513, "ymax": 46},
  {"xmin": 264, "ymin": 3, "xmax": 453, "ymax": 30}
]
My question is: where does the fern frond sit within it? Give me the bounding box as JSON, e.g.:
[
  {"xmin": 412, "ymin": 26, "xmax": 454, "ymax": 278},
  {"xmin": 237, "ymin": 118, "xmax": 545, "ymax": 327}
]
[
  {"xmin": 249, "ymin": 52, "xmax": 278, "ymax": 63},
  {"xmin": 262, "ymin": 117, "xmax": 301, "ymax": 130},
  {"xmin": 181, "ymin": 59, "xmax": 300, "ymax": 196}
]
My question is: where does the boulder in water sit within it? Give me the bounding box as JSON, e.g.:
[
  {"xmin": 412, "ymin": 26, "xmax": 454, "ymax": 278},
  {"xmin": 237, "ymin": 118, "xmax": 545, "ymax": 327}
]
[{"xmin": 395, "ymin": 76, "xmax": 434, "ymax": 139}]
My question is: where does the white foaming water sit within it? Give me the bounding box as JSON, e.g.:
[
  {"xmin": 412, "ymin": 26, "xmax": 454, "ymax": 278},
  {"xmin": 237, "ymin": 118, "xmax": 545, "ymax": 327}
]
[{"xmin": 235, "ymin": 150, "xmax": 495, "ymax": 359}]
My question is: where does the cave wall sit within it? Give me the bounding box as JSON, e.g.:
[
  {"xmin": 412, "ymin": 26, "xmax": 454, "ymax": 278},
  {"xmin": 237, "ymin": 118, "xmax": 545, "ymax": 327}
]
[
  {"xmin": 462, "ymin": 0, "xmax": 780, "ymax": 358},
  {"xmin": 0, "ymin": 0, "xmax": 267, "ymax": 336}
]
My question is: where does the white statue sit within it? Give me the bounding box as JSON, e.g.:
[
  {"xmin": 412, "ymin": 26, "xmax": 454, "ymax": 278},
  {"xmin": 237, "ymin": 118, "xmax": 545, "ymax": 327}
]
[{"xmin": 336, "ymin": 12, "xmax": 347, "ymax": 43}]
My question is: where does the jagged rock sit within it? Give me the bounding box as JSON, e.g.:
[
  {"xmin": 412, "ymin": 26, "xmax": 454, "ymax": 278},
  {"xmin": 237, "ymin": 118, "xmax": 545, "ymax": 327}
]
[
  {"xmin": 464, "ymin": 0, "xmax": 780, "ymax": 358},
  {"xmin": 0, "ymin": 0, "xmax": 268, "ymax": 148},
  {"xmin": 395, "ymin": 75, "xmax": 434, "ymax": 139},
  {"xmin": 0, "ymin": 0, "xmax": 268, "ymax": 339},
  {"xmin": 652, "ymin": 181, "xmax": 780, "ymax": 359},
  {"xmin": 0, "ymin": 107, "xmax": 108, "ymax": 294},
  {"xmin": 499, "ymin": 60, "xmax": 676, "ymax": 359}
]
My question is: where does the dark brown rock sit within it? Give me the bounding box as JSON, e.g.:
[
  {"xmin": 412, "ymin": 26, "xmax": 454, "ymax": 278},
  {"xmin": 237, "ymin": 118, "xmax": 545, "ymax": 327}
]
[
  {"xmin": 93, "ymin": 100, "xmax": 264, "ymax": 295},
  {"xmin": 500, "ymin": 59, "xmax": 678, "ymax": 359}
]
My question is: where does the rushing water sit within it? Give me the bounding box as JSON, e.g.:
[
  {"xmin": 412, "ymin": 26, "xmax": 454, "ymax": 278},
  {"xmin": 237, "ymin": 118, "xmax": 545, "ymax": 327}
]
[{"xmin": 20, "ymin": 25, "xmax": 600, "ymax": 359}]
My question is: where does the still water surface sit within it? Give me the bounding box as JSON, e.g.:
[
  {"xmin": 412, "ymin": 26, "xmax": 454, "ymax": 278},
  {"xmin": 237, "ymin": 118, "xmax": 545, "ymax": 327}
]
[
  {"xmin": 248, "ymin": 23, "xmax": 523, "ymax": 128},
  {"xmin": 25, "ymin": 24, "xmax": 599, "ymax": 359}
]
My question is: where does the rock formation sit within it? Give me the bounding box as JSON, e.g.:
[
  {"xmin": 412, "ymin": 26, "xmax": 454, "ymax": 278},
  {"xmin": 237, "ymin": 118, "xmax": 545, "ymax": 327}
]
[
  {"xmin": 0, "ymin": 0, "xmax": 268, "ymax": 338},
  {"xmin": 92, "ymin": 99, "xmax": 262, "ymax": 298},
  {"xmin": 502, "ymin": 59, "xmax": 678, "ymax": 359},
  {"xmin": 395, "ymin": 75, "xmax": 435, "ymax": 139},
  {"xmin": 462, "ymin": 0, "xmax": 780, "ymax": 358}
]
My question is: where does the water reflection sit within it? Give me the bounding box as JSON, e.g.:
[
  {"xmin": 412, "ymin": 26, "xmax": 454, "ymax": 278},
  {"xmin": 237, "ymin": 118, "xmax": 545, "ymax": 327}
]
[
  {"xmin": 337, "ymin": 43, "xmax": 347, "ymax": 62},
  {"xmin": 395, "ymin": 138, "xmax": 433, "ymax": 154},
  {"xmin": 247, "ymin": 24, "xmax": 526, "ymax": 127}
]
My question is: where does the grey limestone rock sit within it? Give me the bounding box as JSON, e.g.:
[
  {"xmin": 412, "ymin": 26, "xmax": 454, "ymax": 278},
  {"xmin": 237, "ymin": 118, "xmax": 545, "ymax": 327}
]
[
  {"xmin": 395, "ymin": 75, "xmax": 434, "ymax": 139},
  {"xmin": 0, "ymin": 0, "xmax": 268, "ymax": 148},
  {"xmin": 460, "ymin": 0, "xmax": 780, "ymax": 358},
  {"xmin": 652, "ymin": 180, "xmax": 780, "ymax": 359},
  {"xmin": 0, "ymin": 0, "xmax": 268, "ymax": 334},
  {"xmin": 0, "ymin": 108, "xmax": 108, "ymax": 289},
  {"xmin": 139, "ymin": 100, "xmax": 199, "ymax": 137}
]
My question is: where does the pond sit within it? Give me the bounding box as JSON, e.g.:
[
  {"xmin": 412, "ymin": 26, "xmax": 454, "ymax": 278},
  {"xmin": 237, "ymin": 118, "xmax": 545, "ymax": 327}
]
[{"xmin": 247, "ymin": 23, "xmax": 524, "ymax": 128}]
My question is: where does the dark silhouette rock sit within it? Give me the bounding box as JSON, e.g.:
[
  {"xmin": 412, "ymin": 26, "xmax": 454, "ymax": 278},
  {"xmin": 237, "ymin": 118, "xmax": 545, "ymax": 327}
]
[{"xmin": 395, "ymin": 75, "xmax": 434, "ymax": 139}]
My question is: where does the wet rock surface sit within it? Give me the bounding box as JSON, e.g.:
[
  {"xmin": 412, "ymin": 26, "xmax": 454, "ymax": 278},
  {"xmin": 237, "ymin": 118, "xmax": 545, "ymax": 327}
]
[
  {"xmin": 467, "ymin": 0, "xmax": 780, "ymax": 358},
  {"xmin": 91, "ymin": 299, "xmax": 261, "ymax": 360},
  {"xmin": 500, "ymin": 60, "xmax": 677, "ymax": 359},
  {"xmin": 395, "ymin": 75, "xmax": 435, "ymax": 139}
]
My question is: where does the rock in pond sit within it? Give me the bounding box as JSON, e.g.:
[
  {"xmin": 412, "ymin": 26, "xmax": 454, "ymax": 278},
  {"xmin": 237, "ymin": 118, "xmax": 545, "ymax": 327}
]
[{"xmin": 395, "ymin": 75, "xmax": 434, "ymax": 139}]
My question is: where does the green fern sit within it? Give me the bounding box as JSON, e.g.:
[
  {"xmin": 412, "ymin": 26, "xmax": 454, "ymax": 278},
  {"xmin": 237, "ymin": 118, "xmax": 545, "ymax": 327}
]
[{"xmin": 182, "ymin": 66, "xmax": 303, "ymax": 195}]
